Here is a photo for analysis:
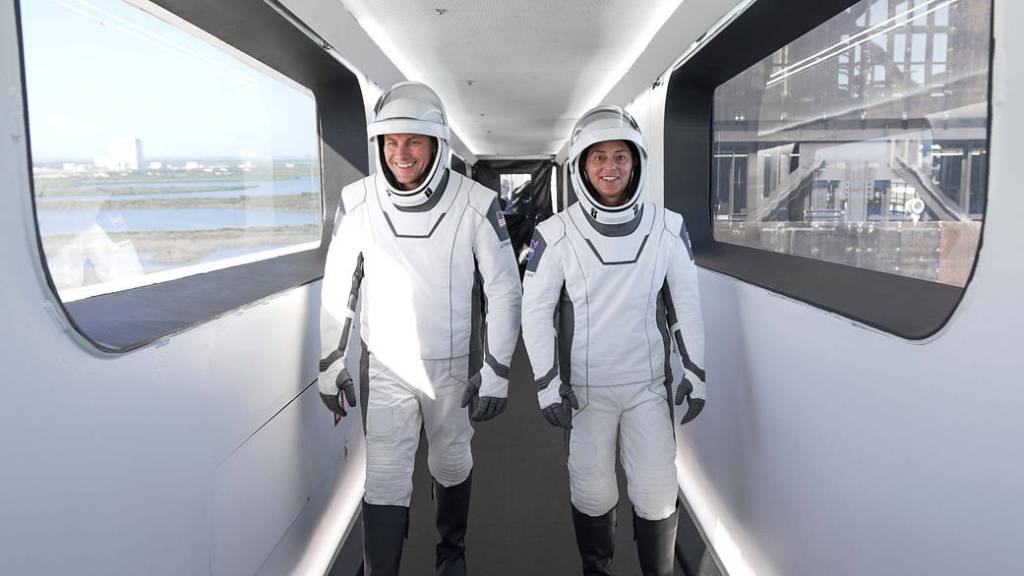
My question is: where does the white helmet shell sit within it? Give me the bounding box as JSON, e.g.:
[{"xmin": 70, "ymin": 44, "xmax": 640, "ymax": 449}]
[
  {"xmin": 368, "ymin": 82, "xmax": 451, "ymax": 206},
  {"xmin": 568, "ymin": 106, "xmax": 647, "ymax": 225}
]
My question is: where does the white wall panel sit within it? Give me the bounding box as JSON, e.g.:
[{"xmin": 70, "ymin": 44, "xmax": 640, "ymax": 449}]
[
  {"xmin": 614, "ymin": 0, "xmax": 1024, "ymax": 574},
  {"xmin": 0, "ymin": 2, "xmax": 363, "ymax": 573}
]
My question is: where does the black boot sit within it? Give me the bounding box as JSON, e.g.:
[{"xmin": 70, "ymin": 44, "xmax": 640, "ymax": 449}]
[
  {"xmin": 572, "ymin": 505, "xmax": 616, "ymax": 576},
  {"xmin": 434, "ymin": 474, "xmax": 472, "ymax": 576},
  {"xmin": 633, "ymin": 508, "xmax": 678, "ymax": 576},
  {"xmin": 362, "ymin": 500, "xmax": 408, "ymax": 576}
]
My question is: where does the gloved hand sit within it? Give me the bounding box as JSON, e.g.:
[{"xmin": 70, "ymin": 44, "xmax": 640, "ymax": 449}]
[
  {"xmin": 674, "ymin": 377, "xmax": 705, "ymax": 425},
  {"xmin": 540, "ymin": 383, "xmax": 578, "ymax": 429},
  {"xmin": 460, "ymin": 372, "xmax": 507, "ymax": 422},
  {"xmin": 319, "ymin": 366, "xmax": 357, "ymax": 418}
]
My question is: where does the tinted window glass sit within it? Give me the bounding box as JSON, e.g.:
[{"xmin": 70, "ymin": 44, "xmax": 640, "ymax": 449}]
[
  {"xmin": 711, "ymin": 0, "xmax": 991, "ymax": 287},
  {"xmin": 500, "ymin": 173, "xmax": 532, "ymax": 200},
  {"xmin": 21, "ymin": 0, "xmax": 322, "ymax": 301}
]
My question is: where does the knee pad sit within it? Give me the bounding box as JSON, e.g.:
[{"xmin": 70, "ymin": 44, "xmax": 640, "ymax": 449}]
[
  {"xmin": 427, "ymin": 443, "xmax": 472, "ymax": 488},
  {"xmin": 364, "ymin": 429, "xmax": 416, "ymax": 506},
  {"xmin": 629, "ymin": 478, "xmax": 677, "ymax": 521},
  {"xmin": 623, "ymin": 448, "xmax": 678, "ymax": 521},
  {"xmin": 570, "ymin": 473, "xmax": 618, "ymax": 517},
  {"xmin": 568, "ymin": 435, "xmax": 617, "ymax": 517},
  {"xmin": 364, "ymin": 455, "xmax": 415, "ymax": 507}
]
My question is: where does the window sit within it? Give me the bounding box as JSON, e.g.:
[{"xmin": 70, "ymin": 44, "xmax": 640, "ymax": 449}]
[
  {"xmin": 22, "ymin": 0, "xmax": 322, "ymax": 302},
  {"xmin": 16, "ymin": 0, "xmax": 368, "ymax": 351},
  {"xmin": 709, "ymin": 0, "xmax": 990, "ymax": 288},
  {"xmin": 665, "ymin": 0, "xmax": 993, "ymax": 339},
  {"xmin": 500, "ymin": 173, "xmax": 532, "ymax": 200},
  {"xmin": 732, "ymin": 157, "xmax": 748, "ymax": 213},
  {"xmin": 968, "ymin": 150, "xmax": 987, "ymax": 216}
]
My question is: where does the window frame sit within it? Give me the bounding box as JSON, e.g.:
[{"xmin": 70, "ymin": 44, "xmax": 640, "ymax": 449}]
[
  {"xmin": 15, "ymin": 0, "xmax": 369, "ymax": 352},
  {"xmin": 452, "ymin": 154, "xmax": 469, "ymax": 176},
  {"xmin": 664, "ymin": 0, "xmax": 994, "ymax": 339}
]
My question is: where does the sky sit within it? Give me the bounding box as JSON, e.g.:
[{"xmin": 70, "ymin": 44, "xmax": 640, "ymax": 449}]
[{"xmin": 20, "ymin": 0, "xmax": 320, "ymax": 162}]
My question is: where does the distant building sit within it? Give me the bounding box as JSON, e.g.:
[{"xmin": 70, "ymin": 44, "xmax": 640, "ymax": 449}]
[{"xmin": 94, "ymin": 137, "xmax": 143, "ymax": 172}]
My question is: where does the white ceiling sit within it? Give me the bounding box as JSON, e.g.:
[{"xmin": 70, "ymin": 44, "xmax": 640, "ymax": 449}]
[{"xmin": 338, "ymin": 0, "xmax": 685, "ymax": 156}]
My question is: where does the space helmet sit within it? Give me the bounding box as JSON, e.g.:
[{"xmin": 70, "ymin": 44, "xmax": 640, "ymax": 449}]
[
  {"xmin": 367, "ymin": 81, "xmax": 450, "ymax": 206},
  {"xmin": 568, "ymin": 106, "xmax": 647, "ymax": 224}
]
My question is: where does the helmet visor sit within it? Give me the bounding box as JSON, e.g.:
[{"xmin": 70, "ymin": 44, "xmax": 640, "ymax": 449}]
[
  {"xmin": 369, "ymin": 82, "xmax": 449, "ymax": 141},
  {"xmin": 569, "ymin": 107, "xmax": 644, "ymax": 162}
]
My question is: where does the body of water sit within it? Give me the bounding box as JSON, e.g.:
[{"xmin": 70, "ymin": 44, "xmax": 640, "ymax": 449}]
[{"xmin": 36, "ymin": 176, "xmax": 318, "ymax": 202}]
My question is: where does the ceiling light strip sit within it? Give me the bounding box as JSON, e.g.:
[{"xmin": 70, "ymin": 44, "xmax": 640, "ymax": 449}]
[{"xmin": 553, "ymin": 0, "xmax": 755, "ymax": 157}]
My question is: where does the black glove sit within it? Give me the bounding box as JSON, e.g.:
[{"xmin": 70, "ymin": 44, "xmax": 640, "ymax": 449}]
[
  {"xmin": 541, "ymin": 385, "xmax": 578, "ymax": 429},
  {"xmin": 460, "ymin": 372, "xmax": 507, "ymax": 422},
  {"xmin": 674, "ymin": 378, "xmax": 704, "ymax": 425},
  {"xmin": 319, "ymin": 367, "xmax": 357, "ymax": 418}
]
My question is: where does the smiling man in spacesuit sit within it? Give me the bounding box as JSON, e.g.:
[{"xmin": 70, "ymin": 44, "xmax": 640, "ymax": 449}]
[
  {"xmin": 318, "ymin": 82, "xmax": 521, "ymax": 576},
  {"xmin": 521, "ymin": 106, "xmax": 707, "ymax": 575}
]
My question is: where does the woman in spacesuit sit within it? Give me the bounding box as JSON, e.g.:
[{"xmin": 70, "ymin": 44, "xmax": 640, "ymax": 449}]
[{"xmin": 521, "ymin": 106, "xmax": 707, "ymax": 575}]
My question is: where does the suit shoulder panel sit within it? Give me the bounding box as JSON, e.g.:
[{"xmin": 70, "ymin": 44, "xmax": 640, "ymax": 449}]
[
  {"xmin": 535, "ymin": 213, "xmax": 568, "ymax": 243},
  {"xmin": 662, "ymin": 206, "xmax": 683, "ymax": 233},
  {"xmin": 340, "ymin": 177, "xmax": 370, "ymax": 213},
  {"xmin": 460, "ymin": 175, "xmax": 499, "ymax": 213}
]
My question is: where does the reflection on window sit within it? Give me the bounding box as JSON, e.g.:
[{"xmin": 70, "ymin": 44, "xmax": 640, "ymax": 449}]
[
  {"xmin": 711, "ymin": 0, "xmax": 991, "ymax": 287},
  {"xmin": 500, "ymin": 173, "xmax": 532, "ymax": 201},
  {"xmin": 21, "ymin": 0, "xmax": 322, "ymax": 301}
]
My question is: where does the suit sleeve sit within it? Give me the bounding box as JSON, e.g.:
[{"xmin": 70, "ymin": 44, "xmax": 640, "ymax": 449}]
[
  {"xmin": 318, "ymin": 198, "xmax": 364, "ymax": 397},
  {"xmin": 472, "ymin": 197, "xmax": 523, "ymax": 399},
  {"xmin": 664, "ymin": 215, "xmax": 707, "ymax": 400},
  {"xmin": 521, "ymin": 227, "xmax": 566, "ymax": 410}
]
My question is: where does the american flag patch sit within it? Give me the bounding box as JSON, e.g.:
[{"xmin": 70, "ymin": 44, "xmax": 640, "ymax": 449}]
[
  {"xmin": 496, "ymin": 210, "xmax": 507, "ymax": 228},
  {"xmin": 526, "ymin": 239, "xmax": 538, "ymax": 261}
]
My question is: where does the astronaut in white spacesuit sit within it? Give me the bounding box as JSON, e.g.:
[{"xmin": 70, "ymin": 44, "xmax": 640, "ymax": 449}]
[
  {"xmin": 521, "ymin": 106, "xmax": 706, "ymax": 576},
  {"xmin": 318, "ymin": 82, "xmax": 522, "ymax": 576}
]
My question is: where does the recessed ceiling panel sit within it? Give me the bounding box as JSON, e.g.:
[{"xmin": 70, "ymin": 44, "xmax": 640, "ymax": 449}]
[{"xmin": 340, "ymin": 0, "xmax": 684, "ymax": 155}]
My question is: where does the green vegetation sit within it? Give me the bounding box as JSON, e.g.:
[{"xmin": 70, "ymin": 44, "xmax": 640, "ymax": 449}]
[
  {"xmin": 35, "ymin": 183, "xmax": 258, "ymax": 198},
  {"xmin": 36, "ymin": 193, "xmax": 320, "ymax": 213}
]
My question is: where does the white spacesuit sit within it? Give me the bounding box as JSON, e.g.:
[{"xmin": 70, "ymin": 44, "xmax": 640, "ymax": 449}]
[
  {"xmin": 318, "ymin": 82, "xmax": 522, "ymax": 576},
  {"xmin": 521, "ymin": 106, "xmax": 706, "ymax": 576}
]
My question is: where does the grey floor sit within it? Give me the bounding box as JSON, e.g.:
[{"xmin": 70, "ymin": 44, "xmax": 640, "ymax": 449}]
[{"xmin": 395, "ymin": 343, "xmax": 686, "ymax": 576}]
